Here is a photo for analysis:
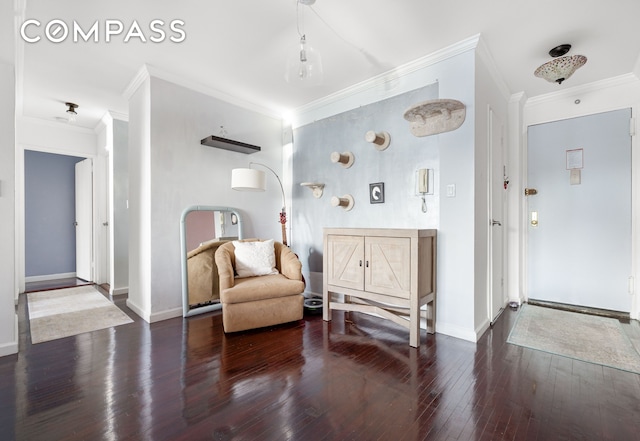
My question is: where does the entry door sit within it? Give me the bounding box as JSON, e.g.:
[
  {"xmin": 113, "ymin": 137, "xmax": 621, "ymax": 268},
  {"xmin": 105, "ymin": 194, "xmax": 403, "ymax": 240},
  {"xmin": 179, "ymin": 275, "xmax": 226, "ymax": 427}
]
[
  {"xmin": 489, "ymin": 108, "xmax": 506, "ymax": 322},
  {"xmin": 527, "ymin": 109, "xmax": 632, "ymax": 312},
  {"xmin": 75, "ymin": 158, "xmax": 93, "ymax": 281}
]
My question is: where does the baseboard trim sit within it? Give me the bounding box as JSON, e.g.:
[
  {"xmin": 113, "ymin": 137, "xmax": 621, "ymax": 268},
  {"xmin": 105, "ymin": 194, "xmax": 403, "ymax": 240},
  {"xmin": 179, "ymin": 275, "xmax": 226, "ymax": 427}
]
[
  {"xmin": 149, "ymin": 307, "xmax": 183, "ymax": 323},
  {"xmin": 125, "ymin": 299, "xmax": 182, "ymax": 324},
  {"xmin": 0, "ymin": 315, "xmax": 19, "ymax": 358},
  {"xmin": 26, "ymin": 272, "xmax": 76, "ymax": 283},
  {"xmin": 110, "ymin": 286, "xmax": 128, "ymax": 296},
  {"xmin": 435, "ymin": 322, "xmax": 478, "ymax": 343}
]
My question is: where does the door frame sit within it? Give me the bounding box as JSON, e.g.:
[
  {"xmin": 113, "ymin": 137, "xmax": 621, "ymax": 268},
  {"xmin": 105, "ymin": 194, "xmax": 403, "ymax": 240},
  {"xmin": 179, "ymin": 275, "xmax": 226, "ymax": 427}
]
[
  {"xmin": 16, "ymin": 142, "xmax": 108, "ymax": 293},
  {"xmin": 516, "ymin": 92, "xmax": 640, "ymax": 321},
  {"xmin": 525, "ymin": 109, "xmax": 632, "ymax": 312},
  {"xmin": 487, "ymin": 106, "xmax": 507, "ymax": 323}
]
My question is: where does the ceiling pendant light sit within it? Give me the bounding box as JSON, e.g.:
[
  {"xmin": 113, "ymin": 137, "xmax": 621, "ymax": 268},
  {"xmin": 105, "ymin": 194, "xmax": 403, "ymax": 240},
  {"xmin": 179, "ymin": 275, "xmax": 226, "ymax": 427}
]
[
  {"xmin": 285, "ymin": 0, "xmax": 323, "ymax": 86},
  {"xmin": 534, "ymin": 44, "xmax": 587, "ymax": 85},
  {"xmin": 65, "ymin": 102, "xmax": 78, "ymax": 123}
]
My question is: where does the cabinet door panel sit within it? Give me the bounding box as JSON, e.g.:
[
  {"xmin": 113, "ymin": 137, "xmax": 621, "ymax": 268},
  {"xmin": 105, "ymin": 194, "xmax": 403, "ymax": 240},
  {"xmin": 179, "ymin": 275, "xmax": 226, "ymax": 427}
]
[
  {"xmin": 327, "ymin": 235, "xmax": 364, "ymax": 290},
  {"xmin": 365, "ymin": 237, "xmax": 411, "ymax": 297}
]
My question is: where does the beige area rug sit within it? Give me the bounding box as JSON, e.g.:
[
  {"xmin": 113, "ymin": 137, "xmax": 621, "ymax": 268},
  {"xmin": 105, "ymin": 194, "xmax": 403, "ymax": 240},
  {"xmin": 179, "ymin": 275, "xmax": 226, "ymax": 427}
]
[
  {"xmin": 27, "ymin": 285, "xmax": 134, "ymax": 344},
  {"xmin": 507, "ymin": 304, "xmax": 640, "ymax": 374}
]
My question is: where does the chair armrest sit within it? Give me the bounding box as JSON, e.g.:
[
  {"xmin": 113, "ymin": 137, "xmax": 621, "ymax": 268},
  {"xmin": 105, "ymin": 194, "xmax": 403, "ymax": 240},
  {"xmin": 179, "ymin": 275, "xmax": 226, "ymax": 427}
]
[
  {"xmin": 275, "ymin": 242, "xmax": 303, "ymax": 281},
  {"xmin": 214, "ymin": 243, "xmax": 236, "ymax": 291}
]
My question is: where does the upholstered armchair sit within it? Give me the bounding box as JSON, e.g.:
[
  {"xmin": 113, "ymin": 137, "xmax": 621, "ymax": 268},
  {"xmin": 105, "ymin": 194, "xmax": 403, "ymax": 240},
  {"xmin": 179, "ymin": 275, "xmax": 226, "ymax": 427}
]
[{"xmin": 214, "ymin": 239, "xmax": 305, "ymax": 332}]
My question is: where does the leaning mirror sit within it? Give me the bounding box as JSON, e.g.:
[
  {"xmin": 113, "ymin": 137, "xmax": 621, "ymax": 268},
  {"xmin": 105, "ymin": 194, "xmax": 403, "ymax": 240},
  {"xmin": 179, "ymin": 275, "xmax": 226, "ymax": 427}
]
[{"xmin": 180, "ymin": 206, "xmax": 244, "ymax": 317}]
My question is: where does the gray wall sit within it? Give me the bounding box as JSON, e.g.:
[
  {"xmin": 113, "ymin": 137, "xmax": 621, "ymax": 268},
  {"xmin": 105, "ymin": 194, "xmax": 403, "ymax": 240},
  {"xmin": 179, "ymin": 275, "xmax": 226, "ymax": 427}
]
[
  {"xmin": 113, "ymin": 119, "xmax": 129, "ymax": 292},
  {"xmin": 24, "ymin": 150, "xmax": 84, "ymax": 277},
  {"xmin": 292, "ymin": 83, "xmax": 439, "ymax": 294}
]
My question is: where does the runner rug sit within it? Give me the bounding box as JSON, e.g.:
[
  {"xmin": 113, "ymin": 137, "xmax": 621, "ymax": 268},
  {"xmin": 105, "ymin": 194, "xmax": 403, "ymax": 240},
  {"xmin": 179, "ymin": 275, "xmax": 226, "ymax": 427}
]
[
  {"xmin": 507, "ymin": 303, "xmax": 640, "ymax": 374},
  {"xmin": 27, "ymin": 285, "xmax": 133, "ymax": 344}
]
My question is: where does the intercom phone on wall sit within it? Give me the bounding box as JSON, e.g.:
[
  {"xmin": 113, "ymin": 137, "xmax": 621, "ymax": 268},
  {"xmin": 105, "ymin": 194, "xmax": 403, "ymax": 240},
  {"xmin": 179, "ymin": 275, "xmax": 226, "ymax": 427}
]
[{"xmin": 416, "ymin": 168, "xmax": 433, "ymax": 213}]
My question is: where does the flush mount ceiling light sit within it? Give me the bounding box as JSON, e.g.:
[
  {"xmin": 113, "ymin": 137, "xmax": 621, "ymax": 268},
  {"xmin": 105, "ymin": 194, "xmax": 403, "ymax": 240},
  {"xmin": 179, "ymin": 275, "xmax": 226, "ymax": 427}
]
[
  {"xmin": 534, "ymin": 44, "xmax": 587, "ymax": 85},
  {"xmin": 284, "ymin": 0, "xmax": 323, "ymax": 86},
  {"xmin": 65, "ymin": 102, "xmax": 78, "ymax": 123}
]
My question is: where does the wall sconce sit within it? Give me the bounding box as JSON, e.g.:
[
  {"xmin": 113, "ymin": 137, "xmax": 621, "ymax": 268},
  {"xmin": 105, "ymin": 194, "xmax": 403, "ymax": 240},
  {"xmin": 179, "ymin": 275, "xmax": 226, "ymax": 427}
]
[
  {"xmin": 365, "ymin": 130, "xmax": 390, "ymax": 151},
  {"xmin": 231, "ymin": 162, "xmax": 289, "ymax": 246},
  {"xmin": 330, "ymin": 151, "xmax": 354, "ymax": 168},
  {"xmin": 300, "ymin": 182, "xmax": 324, "ymax": 198},
  {"xmin": 330, "ymin": 194, "xmax": 354, "ymax": 211}
]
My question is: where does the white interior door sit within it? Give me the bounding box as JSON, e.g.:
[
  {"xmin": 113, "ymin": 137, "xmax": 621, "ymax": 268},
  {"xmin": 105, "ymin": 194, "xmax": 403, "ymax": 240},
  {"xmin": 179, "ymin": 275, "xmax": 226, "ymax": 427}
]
[
  {"xmin": 489, "ymin": 107, "xmax": 506, "ymax": 322},
  {"xmin": 527, "ymin": 109, "xmax": 632, "ymax": 312},
  {"xmin": 75, "ymin": 158, "xmax": 93, "ymax": 282}
]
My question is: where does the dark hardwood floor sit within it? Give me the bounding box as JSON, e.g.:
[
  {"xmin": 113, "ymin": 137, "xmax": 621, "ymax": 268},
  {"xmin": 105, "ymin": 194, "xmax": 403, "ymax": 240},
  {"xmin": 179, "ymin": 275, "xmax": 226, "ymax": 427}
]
[
  {"xmin": 24, "ymin": 277, "xmax": 93, "ymax": 293},
  {"xmin": 1, "ymin": 292, "xmax": 639, "ymax": 441}
]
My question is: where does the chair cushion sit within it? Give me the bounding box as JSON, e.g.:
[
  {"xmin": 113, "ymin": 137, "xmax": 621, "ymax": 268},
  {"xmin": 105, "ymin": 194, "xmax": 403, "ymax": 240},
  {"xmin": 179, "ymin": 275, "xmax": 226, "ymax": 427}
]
[
  {"xmin": 220, "ymin": 274, "xmax": 305, "ymax": 304},
  {"xmin": 232, "ymin": 239, "xmax": 279, "ymax": 278}
]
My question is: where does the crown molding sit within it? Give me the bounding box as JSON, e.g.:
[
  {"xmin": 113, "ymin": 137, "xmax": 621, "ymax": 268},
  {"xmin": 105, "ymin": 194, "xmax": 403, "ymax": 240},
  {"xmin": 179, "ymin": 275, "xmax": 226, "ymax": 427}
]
[
  {"xmin": 293, "ymin": 34, "xmax": 481, "ymax": 124},
  {"xmin": 476, "ymin": 36, "xmax": 511, "ymax": 101},
  {"xmin": 122, "ymin": 65, "xmax": 150, "ymax": 101},
  {"xmin": 18, "ymin": 115, "xmax": 97, "ymax": 135},
  {"xmin": 526, "ymin": 73, "xmax": 640, "ymax": 107},
  {"xmin": 122, "ymin": 64, "xmax": 281, "ymax": 120},
  {"xmin": 109, "ymin": 110, "xmax": 129, "ymax": 122}
]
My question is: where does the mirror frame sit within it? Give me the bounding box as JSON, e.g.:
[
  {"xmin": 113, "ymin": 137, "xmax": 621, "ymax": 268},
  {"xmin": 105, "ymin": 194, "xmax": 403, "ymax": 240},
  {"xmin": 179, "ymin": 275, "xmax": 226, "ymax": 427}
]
[{"xmin": 180, "ymin": 205, "xmax": 244, "ymax": 317}]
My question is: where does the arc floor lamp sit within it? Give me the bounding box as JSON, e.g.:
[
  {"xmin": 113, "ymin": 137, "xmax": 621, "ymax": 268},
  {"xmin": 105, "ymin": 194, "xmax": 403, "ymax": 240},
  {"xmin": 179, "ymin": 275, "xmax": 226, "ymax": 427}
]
[{"xmin": 231, "ymin": 162, "xmax": 288, "ymax": 246}]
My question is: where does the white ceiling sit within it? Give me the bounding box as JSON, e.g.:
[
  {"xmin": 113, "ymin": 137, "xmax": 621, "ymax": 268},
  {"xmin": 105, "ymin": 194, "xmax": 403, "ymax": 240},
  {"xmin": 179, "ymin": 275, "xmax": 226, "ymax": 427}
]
[{"xmin": 7, "ymin": 0, "xmax": 640, "ymax": 130}]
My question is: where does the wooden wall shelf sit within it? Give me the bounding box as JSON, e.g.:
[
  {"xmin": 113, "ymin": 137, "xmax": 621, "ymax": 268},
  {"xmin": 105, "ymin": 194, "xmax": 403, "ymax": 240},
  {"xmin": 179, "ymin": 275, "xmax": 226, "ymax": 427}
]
[{"xmin": 201, "ymin": 135, "xmax": 261, "ymax": 154}]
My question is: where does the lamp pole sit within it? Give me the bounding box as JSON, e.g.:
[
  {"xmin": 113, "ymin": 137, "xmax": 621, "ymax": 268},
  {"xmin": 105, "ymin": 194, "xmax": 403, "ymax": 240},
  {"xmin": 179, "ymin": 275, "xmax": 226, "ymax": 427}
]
[{"xmin": 250, "ymin": 162, "xmax": 287, "ymax": 246}]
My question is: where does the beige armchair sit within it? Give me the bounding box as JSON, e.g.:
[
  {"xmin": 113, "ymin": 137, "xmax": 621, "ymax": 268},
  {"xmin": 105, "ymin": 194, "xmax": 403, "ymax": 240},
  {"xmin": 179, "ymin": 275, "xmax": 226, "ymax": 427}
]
[{"xmin": 214, "ymin": 239, "xmax": 305, "ymax": 332}]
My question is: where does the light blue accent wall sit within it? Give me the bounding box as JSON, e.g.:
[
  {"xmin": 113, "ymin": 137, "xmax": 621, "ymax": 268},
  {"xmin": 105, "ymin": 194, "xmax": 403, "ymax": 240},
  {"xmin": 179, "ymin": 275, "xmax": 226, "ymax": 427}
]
[
  {"xmin": 24, "ymin": 150, "xmax": 85, "ymax": 277},
  {"xmin": 292, "ymin": 83, "xmax": 439, "ymax": 292}
]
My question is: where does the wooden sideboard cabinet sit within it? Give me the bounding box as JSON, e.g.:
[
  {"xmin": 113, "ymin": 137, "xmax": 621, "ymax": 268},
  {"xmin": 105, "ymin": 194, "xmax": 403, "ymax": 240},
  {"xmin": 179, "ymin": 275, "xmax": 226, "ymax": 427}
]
[{"xmin": 323, "ymin": 228, "xmax": 437, "ymax": 347}]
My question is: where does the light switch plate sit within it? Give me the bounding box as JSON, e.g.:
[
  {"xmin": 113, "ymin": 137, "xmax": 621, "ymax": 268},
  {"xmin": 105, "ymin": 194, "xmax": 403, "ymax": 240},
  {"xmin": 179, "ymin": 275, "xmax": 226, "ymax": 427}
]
[{"xmin": 446, "ymin": 184, "xmax": 456, "ymax": 198}]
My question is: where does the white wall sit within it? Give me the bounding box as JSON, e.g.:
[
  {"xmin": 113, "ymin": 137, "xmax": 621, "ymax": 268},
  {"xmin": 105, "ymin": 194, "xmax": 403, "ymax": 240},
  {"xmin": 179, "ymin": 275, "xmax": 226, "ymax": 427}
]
[
  {"xmin": 0, "ymin": 63, "xmax": 17, "ymax": 357},
  {"xmin": 127, "ymin": 72, "xmax": 284, "ymax": 322},
  {"xmin": 473, "ymin": 47, "xmax": 510, "ymax": 337},
  {"xmin": 127, "ymin": 76, "xmax": 152, "ymax": 320}
]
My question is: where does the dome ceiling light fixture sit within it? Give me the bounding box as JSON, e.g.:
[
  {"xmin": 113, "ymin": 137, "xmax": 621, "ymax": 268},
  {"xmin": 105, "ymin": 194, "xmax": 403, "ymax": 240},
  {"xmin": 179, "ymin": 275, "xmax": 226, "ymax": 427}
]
[{"xmin": 534, "ymin": 44, "xmax": 587, "ymax": 85}]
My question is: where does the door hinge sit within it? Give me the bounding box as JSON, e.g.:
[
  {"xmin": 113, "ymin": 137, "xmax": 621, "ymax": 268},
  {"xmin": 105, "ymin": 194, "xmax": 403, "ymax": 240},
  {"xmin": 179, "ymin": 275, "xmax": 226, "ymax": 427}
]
[{"xmin": 630, "ymin": 117, "xmax": 636, "ymax": 137}]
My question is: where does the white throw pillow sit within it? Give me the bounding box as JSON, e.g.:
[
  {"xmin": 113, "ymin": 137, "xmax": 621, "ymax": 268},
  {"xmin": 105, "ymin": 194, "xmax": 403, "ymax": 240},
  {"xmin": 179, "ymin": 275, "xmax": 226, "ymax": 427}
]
[{"xmin": 233, "ymin": 239, "xmax": 279, "ymax": 278}]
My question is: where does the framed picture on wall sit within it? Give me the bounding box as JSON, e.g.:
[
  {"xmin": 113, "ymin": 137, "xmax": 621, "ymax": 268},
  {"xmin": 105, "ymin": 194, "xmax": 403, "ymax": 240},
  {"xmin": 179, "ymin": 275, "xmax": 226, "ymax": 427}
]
[{"xmin": 369, "ymin": 182, "xmax": 385, "ymax": 204}]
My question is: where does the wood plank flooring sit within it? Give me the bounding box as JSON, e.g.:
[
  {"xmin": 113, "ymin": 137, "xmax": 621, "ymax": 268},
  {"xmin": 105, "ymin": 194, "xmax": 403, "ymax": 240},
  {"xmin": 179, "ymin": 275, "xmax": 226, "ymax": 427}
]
[
  {"xmin": 1, "ymin": 292, "xmax": 639, "ymax": 440},
  {"xmin": 24, "ymin": 277, "xmax": 93, "ymax": 293}
]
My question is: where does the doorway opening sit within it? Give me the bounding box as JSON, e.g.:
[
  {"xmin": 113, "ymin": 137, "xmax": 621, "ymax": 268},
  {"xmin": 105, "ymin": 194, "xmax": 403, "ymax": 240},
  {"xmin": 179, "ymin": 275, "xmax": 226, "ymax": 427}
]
[{"xmin": 24, "ymin": 151, "xmax": 94, "ymax": 293}]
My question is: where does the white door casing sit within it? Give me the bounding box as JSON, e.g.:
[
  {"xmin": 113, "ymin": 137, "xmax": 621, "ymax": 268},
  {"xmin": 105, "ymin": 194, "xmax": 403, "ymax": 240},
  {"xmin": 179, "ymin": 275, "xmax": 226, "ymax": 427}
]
[
  {"xmin": 75, "ymin": 158, "xmax": 93, "ymax": 282},
  {"xmin": 489, "ymin": 107, "xmax": 507, "ymax": 322}
]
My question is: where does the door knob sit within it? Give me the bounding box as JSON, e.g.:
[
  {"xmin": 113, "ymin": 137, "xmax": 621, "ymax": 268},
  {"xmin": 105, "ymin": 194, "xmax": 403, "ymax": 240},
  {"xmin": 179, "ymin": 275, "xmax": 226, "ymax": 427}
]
[{"xmin": 491, "ymin": 219, "xmax": 502, "ymax": 226}]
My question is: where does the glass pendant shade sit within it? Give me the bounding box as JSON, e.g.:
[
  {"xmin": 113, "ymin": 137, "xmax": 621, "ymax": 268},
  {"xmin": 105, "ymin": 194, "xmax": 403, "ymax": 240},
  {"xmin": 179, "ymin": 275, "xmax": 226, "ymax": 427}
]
[
  {"xmin": 285, "ymin": 35, "xmax": 323, "ymax": 86},
  {"xmin": 534, "ymin": 55, "xmax": 587, "ymax": 84},
  {"xmin": 231, "ymin": 168, "xmax": 266, "ymax": 192}
]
